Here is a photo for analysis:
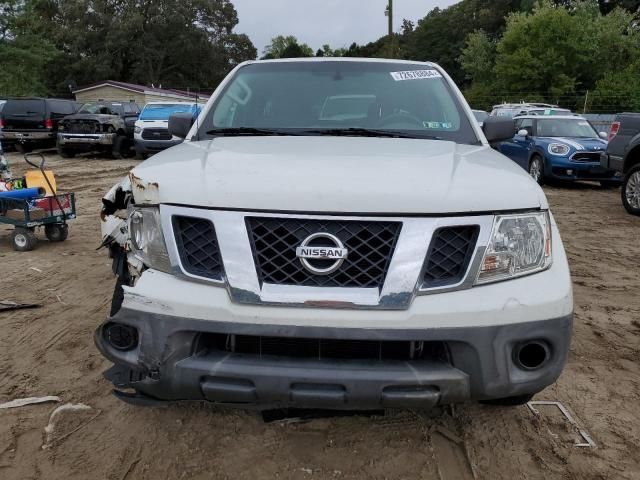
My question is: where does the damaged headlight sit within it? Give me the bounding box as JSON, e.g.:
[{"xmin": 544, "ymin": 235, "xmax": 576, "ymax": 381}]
[
  {"xmin": 128, "ymin": 207, "xmax": 172, "ymax": 273},
  {"xmin": 476, "ymin": 212, "xmax": 552, "ymax": 285}
]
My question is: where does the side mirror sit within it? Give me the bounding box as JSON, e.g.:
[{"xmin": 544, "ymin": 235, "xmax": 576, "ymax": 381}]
[
  {"xmin": 168, "ymin": 112, "xmax": 195, "ymax": 139},
  {"xmin": 517, "ymin": 129, "xmax": 529, "ymax": 137},
  {"xmin": 599, "ymin": 131, "xmax": 608, "ymax": 140},
  {"xmin": 482, "ymin": 116, "xmax": 516, "ymax": 143}
]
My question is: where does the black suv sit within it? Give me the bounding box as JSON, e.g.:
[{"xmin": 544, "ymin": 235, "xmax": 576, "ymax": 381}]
[
  {"xmin": 0, "ymin": 98, "xmax": 79, "ymax": 152},
  {"xmin": 601, "ymin": 113, "xmax": 640, "ymax": 215},
  {"xmin": 57, "ymin": 101, "xmax": 140, "ymax": 158}
]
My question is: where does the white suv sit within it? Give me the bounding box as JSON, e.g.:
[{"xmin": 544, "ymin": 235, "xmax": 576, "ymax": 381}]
[{"xmin": 97, "ymin": 59, "xmax": 573, "ymax": 410}]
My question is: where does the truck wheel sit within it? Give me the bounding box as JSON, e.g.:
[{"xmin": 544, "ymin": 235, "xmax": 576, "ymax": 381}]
[
  {"xmin": 11, "ymin": 227, "xmax": 38, "ymax": 252},
  {"xmin": 622, "ymin": 165, "xmax": 640, "ymax": 216},
  {"xmin": 112, "ymin": 136, "xmax": 132, "ymax": 159},
  {"xmin": 57, "ymin": 146, "xmax": 76, "ymax": 158},
  {"xmin": 45, "ymin": 224, "xmax": 69, "ymax": 242},
  {"xmin": 529, "ymin": 156, "xmax": 545, "ymax": 186},
  {"xmin": 480, "ymin": 394, "xmax": 534, "ymax": 407}
]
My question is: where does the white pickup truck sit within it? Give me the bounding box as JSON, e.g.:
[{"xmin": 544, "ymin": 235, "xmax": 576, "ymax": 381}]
[{"xmin": 97, "ymin": 58, "xmax": 573, "ymax": 410}]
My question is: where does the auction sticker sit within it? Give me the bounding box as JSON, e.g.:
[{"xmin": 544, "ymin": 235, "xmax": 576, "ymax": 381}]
[{"xmin": 390, "ymin": 70, "xmax": 442, "ymax": 81}]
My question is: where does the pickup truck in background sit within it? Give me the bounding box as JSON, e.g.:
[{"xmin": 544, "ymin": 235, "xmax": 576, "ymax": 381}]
[
  {"xmin": 57, "ymin": 101, "xmax": 141, "ymax": 159},
  {"xmin": 601, "ymin": 113, "xmax": 640, "ymax": 215}
]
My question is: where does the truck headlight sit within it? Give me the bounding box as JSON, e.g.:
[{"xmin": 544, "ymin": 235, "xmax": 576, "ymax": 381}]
[
  {"xmin": 548, "ymin": 143, "xmax": 570, "ymax": 156},
  {"xmin": 134, "ymin": 126, "xmax": 141, "ymax": 134},
  {"xmin": 128, "ymin": 207, "xmax": 171, "ymax": 272},
  {"xmin": 476, "ymin": 212, "xmax": 552, "ymax": 285}
]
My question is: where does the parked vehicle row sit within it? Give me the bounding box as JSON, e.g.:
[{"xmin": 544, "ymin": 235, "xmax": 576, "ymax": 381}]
[
  {"xmin": 490, "ymin": 103, "xmax": 572, "ymax": 118},
  {"xmin": 0, "ymin": 97, "xmax": 199, "ymax": 159}
]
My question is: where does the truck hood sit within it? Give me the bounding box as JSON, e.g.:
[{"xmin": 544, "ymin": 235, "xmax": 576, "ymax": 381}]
[{"xmin": 130, "ymin": 136, "xmax": 546, "ymax": 214}]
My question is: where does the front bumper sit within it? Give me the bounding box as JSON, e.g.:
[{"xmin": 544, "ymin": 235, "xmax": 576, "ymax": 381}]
[
  {"xmin": 0, "ymin": 130, "xmax": 54, "ymax": 143},
  {"xmin": 96, "ymin": 309, "xmax": 572, "ymax": 410},
  {"xmin": 134, "ymin": 138, "xmax": 182, "ymax": 154},
  {"xmin": 600, "ymin": 153, "xmax": 624, "ymax": 173},
  {"xmin": 548, "ymin": 157, "xmax": 621, "ymax": 182},
  {"xmin": 57, "ymin": 132, "xmax": 116, "ymax": 146}
]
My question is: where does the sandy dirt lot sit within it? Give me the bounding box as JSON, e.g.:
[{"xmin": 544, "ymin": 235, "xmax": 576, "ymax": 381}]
[{"xmin": 1, "ymin": 151, "xmax": 639, "ymax": 480}]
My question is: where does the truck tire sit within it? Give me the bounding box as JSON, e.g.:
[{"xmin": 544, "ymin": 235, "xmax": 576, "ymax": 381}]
[
  {"xmin": 11, "ymin": 227, "xmax": 38, "ymax": 252},
  {"xmin": 45, "ymin": 224, "xmax": 69, "ymax": 242},
  {"xmin": 112, "ymin": 136, "xmax": 132, "ymax": 159},
  {"xmin": 622, "ymin": 164, "xmax": 640, "ymax": 216},
  {"xmin": 57, "ymin": 146, "xmax": 76, "ymax": 158},
  {"xmin": 529, "ymin": 156, "xmax": 545, "ymax": 186}
]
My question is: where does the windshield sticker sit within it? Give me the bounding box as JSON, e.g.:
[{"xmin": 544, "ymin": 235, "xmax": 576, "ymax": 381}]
[
  {"xmin": 390, "ymin": 70, "xmax": 442, "ymax": 81},
  {"xmin": 423, "ymin": 121, "xmax": 453, "ymax": 129}
]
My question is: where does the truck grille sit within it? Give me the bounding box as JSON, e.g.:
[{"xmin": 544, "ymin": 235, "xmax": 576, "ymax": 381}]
[
  {"xmin": 173, "ymin": 216, "xmax": 224, "ymax": 280},
  {"xmin": 141, "ymin": 128, "xmax": 172, "ymax": 140},
  {"xmin": 246, "ymin": 218, "xmax": 401, "ymax": 289},
  {"xmin": 422, "ymin": 226, "xmax": 479, "ymax": 288},
  {"xmin": 66, "ymin": 121, "xmax": 100, "ymax": 134}
]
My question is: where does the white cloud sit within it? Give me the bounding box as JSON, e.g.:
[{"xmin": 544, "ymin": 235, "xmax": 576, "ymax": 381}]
[{"xmin": 233, "ymin": 0, "xmax": 458, "ymax": 55}]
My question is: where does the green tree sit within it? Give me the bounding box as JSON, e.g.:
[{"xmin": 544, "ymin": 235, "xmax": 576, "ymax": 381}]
[
  {"xmin": 10, "ymin": 0, "xmax": 256, "ymax": 96},
  {"xmin": 590, "ymin": 60, "xmax": 640, "ymax": 112},
  {"xmin": 459, "ymin": 30, "xmax": 496, "ymax": 84},
  {"xmin": 262, "ymin": 35, "xmax": 313, "ymax": 59},
  {"xmin": 493, "ymin": 3, "xmax": 584, "ymax": 100},
  {"xmin": 490, "ymin": 1, "xmax": 640, "ymax": 104},
  {"xmin": 0, "ymin": 33, "xmax": 60, "ymax": 96}
]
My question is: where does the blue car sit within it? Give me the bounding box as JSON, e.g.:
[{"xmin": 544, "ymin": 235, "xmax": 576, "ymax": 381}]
[{"xmin": 497, "ymin": 115, "xmax": 621, "ymax": 186}]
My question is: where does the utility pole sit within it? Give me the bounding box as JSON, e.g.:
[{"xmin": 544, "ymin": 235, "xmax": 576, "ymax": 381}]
[
  {"xmin": 385, "ymin": 0, "xmax": 395, "ymax": 58},
  {"xmin": 385, "ymin": 0, "xmax": 393, "ymax": 38}
]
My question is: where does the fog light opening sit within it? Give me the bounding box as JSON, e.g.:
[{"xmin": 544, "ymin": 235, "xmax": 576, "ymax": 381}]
[
  {"xmin": 104, "ymin": 322, "xmax": 139, "ymax": 351},
  {"xmin": 514, "ymin": 340, "xmax": 550, "ymax": 371}
]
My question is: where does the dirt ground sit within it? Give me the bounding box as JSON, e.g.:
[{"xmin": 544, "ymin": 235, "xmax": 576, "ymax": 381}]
[{"xmin": 1, "ymin": 151, "xmax": 639, "ymax": 480}]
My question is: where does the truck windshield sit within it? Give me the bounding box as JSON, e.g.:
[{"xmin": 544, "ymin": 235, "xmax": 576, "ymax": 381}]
[
  {"xmin": 79, "ymin": 103, "xmax": 121, "ymax": 115},
  {"xmin": 537, "ymin": 119, "xmax": 598, "ymax": 138},
  {"xmin": 140, "ymin": 104, "xmax": 199, "ymax": 121},
  {"xmin": 201, "ymin": 61, "xmax": 479, "ymax": 144}
]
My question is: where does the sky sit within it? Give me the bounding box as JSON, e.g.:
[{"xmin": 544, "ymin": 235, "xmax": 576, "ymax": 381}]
[{"xmin": 233, "ymin": 0, "xmax": 459, "ymax": 56}]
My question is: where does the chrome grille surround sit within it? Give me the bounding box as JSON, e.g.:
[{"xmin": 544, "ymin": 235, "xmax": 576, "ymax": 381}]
[{"xmin": 160, "ymin": 205, "xmax": 495, "ymax": 310}]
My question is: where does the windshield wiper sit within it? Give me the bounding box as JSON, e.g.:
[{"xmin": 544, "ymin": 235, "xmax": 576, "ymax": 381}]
[
  {"xmin": 205, "ymin": 127, "xmax": 302, "ymax": 137},
  {"xmin": 301, "ymin": 128, "xmax": 442, "ymax": 140}
]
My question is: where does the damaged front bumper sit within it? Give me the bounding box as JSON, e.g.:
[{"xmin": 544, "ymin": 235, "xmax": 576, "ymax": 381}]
[
  {"xmin": 95, "ymin": 263, "xmax": 573, "ymax": 410},
  {"xmin": 96, "ymin": 306, "xmax": 572, "ymax": 410}
]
